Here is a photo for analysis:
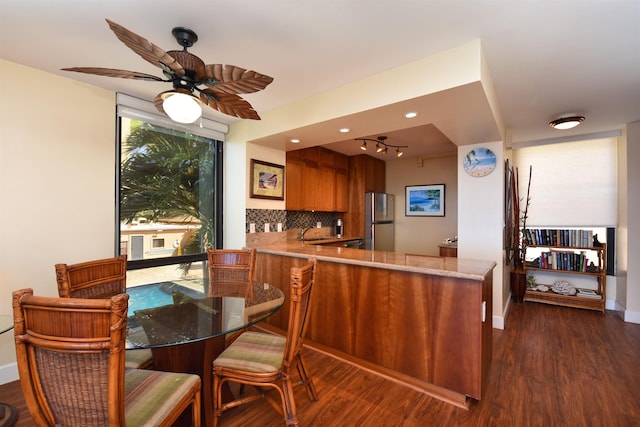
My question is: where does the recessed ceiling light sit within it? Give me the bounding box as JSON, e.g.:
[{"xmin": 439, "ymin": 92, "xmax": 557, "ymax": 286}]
[
  {"xmin": 339, "ymin": 128, "xmax": 350, "ymax": 133},
  {"xmin": 405, "ymin": 112, "xmax": 418, "ymax": 119},
  {"xmin": 549, "ymin": 115, "xmax": 585, "ymax": 130},
  {"xmin": 290, "ymin": 138, "xmax": 300, "ymax": 143}
]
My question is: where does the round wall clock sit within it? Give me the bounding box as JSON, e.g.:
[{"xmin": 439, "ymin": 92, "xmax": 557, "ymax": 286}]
[{"xmin": 463, "ymin": 147, "xmax": 497, "ymax": 177}]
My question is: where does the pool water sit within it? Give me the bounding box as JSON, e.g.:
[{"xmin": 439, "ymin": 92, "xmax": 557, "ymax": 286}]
[{"xmin": 126, "ymin": 282, "xmax": 204, "ymax": 317}]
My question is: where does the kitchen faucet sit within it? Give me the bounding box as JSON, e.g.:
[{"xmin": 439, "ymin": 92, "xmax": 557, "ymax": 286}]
[{"xmin": 300, "ymin": 226, "xmax": 313, "ymax": 241}]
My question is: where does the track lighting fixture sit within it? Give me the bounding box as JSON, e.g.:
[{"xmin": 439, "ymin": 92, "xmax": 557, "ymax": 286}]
[{"xmin": 355, "ymin": 136, "xmax": 407, "ymax": 158}]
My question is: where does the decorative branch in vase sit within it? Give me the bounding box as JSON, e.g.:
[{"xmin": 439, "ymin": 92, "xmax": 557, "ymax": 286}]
[{"xmin": 506, "ymin": 163, "xmax": 532, "ymax": 302}]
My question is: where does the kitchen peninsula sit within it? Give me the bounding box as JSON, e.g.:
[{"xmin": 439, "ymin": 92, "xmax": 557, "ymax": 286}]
[{"xmin": 248, "ymin": 241, "xmax": 496, "ymax": 408}]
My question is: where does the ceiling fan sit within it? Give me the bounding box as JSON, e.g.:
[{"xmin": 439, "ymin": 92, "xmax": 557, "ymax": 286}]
[{"xmin": 62, "ymin": 19, "xmax": 273, "ymax": 122}]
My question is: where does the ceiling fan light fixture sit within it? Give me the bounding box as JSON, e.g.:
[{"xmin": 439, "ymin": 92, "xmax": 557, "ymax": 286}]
[
  {"xmin": 161, "ymin": 91, "xmax": 203, "ymax": 124},
  {"xmin": 549, "ymin": 115, "xmax": 585, "ymax": 130}
]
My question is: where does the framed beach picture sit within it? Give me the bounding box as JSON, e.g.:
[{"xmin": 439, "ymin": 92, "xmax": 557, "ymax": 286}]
[
  {"xmin": 405, "ymin": 184, "xmax": 445, "ymax": 216},
  {"xmin": 250, "ymin": 159, "xmax": 285, "ymax": 200}
]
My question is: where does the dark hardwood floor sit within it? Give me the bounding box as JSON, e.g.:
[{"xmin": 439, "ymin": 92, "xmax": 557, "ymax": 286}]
[{"xmin": 2, "ymin": 301, "xmax": 640, "ymax": 426}]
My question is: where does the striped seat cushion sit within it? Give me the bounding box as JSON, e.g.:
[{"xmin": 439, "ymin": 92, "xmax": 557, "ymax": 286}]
[
  {"xmin": 124, "ymin": 368, "xmax": 200, "ymax": 426},
  {"xmin": 124, "ymin": 349, "xmax": 153, "ymax": 369},
  {"xmin": 214, "ymin": 331, "xmax": 285, "ymax": 373}
]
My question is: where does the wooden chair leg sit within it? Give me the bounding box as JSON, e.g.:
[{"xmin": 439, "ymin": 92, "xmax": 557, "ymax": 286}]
[
  {"xmin": 192, "ymin": 389, "xmax": 202, "ymax": 427},
  {"xmin": 296, "ymin": 355, "xmax": 318, "ymax": 401},
  {"xmin": 281, "ymin": 378, "xmax": 299, "ymax": 426}
]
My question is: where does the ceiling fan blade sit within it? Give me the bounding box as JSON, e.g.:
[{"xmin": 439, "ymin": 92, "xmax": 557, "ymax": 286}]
[
  {"xmin": 105, "ymin": 18, "xmax": 185, "ymax": 77},
  {"xmin": 199, "ymin": 64, "xmax": 273, "ymax": 94},
  {"xmin": 199, "ymin": 89, "xmax": 261, "ymax": 120},
  {"xmin": 61, "ymin": 67, "xmax": 164, "ymax": 81}
]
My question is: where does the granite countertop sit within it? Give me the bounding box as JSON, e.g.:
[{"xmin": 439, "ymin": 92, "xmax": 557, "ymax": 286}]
[{"xmin": 249, "ymin": 241, "xmax": 496, "ymax": 281}]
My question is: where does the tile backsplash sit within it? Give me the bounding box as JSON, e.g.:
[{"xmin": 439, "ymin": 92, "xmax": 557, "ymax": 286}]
[{"xmin": 245, "ymin": 209, "xmax": 338, "ymax": 234}]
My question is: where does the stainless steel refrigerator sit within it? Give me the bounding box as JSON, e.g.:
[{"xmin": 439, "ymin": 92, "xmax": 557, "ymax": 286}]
[{"xmin": 364, "ymin": 192, "xmax": 395, "ymax": 251}]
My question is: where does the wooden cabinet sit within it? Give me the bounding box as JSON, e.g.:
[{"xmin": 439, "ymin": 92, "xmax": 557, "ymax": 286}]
[
  {"xmin": 438, "ymin": 243, "xmax": 458, "ymax": 257},
  {"xmin": 255, "ymin": 251, "xmax": 493, "ymax": 402},
  {"xmin": 343, "ymin": 154, "xmax": 385, "ymax": 237},
  {"xmin": 524, "ymin": 243, "xmax": 606, "ymax": 313},
  {"xmin": 285, "ymin": 147, "xmax": 349, "ymax": 212},
  {"xmin": 334, "ymin": 152, "xmax": 349, "ymax": 212},
  {"xmin": 317, "ymin": 148, "xmax": 335, "ymax": 211},
  {"xmin": 285, "ymin": 150, "xmax": 304, "ymax": 210}
]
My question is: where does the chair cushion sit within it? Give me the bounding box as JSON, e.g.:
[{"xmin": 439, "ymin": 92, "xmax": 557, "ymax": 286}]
[
  {"xmin": 124, "ymin": 368, "xmax": 200, "ymax": 426},
  {"xmin": 124, "ymin": 349, "xmax": 153, "ymax": 369},
  {"xmin": 214, "ymin": 331, "xmax": 285, "ymax": 373}
]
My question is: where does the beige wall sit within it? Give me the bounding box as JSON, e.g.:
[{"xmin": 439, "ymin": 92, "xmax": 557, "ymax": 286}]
[
  {"xmin": 623, "ymin": 121, "xmax": 640, "ymax": 321},
  {"xmin": 0, "ymin": 59, "xmax": 115, "ymax": 371},
  {"xmin": 386, "ymin": 153, "xmax": 458, "ymax": 256}
]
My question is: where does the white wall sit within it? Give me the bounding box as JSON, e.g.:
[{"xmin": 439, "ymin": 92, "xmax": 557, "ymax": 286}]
[
  {"xmin": 623, "ymin": 121, "xmax": 640, "ymax": 322},
  {"xmin": 386, "ymin": 153, "xmax": 458, "ymax": 255},
  {"xmin": 0, "ymin": 59, "xmax": 115, "ymax": 379},
  {"xmin": 457, "ymin": 141, "xmax": 505, "ymax": 329}
]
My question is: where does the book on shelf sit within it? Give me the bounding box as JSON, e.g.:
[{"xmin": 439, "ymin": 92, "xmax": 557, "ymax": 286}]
[{"xmin": 576, "ymin": 289, "xmax": 600, "ymax": 299}]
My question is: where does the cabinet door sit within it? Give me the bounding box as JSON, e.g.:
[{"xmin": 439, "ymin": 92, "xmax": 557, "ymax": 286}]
[
  {"xmin": 301, "ymin": 147, "xmax": 319, "ymax": 210},
  {"xmin": 317, "ymin": 148, "xmax": 336, "ymax": 211},
  {"xmin": 334, "ymin": 153, "xmax": 349, "ymax": 212},
  {"xmin": 285, "ymin": 150, "xmax": 304, "ymax": 210}
]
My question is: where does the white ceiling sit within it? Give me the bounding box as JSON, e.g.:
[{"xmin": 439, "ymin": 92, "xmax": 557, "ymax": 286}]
[{"xmin": 1, "ymin": 1, "xmax": 639, "ymax": 160}]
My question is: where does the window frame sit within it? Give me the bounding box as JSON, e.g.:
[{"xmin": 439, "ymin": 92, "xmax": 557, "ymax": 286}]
[{"xmin": 115, "ymin": 95, "xmax": 225, "ymax": 271}]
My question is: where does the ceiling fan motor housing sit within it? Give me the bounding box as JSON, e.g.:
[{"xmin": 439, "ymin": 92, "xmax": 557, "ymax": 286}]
[{"xmin": 171, "ymin": 27, "xmax": 198, "ymax": 48}]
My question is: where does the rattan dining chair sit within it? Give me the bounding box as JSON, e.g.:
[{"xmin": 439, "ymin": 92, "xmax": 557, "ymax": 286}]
[
  {"xmin": 55, "ymin": 255, "xmax": 154, "ymax": 369},
  {"xmin": 12, "ymin": 288, "xmax": 201, "ymax": 427},
  {"xmin": 212, "ymin": 258, "xmax": 318, "ymax": 427},
  {"xmin": 207, "ymin": 248, "xmax": 257, "ymax": 299}
]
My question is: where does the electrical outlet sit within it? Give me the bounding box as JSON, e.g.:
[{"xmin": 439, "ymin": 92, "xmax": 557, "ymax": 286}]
[
  {"xmin": 264, "ymin": 223, "xmax": 270, "ymax": 232},
  {"xmin": 277, "ymin": 223, "xmax": 283, "ymax": 232},
  {"xmin": 317, "ymin": 222, "xmax": 322, "ymax": 228},
  {"xmin": 249, "ymin": 223, "xmax": 256, "ymax": 233}
]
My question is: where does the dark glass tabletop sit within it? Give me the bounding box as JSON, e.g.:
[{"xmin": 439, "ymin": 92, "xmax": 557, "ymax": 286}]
[{"xmin": 126, "ymin": 280, "xmax": 284, "ymax": 349}]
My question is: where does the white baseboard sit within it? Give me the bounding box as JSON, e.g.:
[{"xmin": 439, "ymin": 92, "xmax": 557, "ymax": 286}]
[
  {"xmin": 0, "ymin": 362, "xmax": 18, "ymax": 385},
  {"xmin": 493, "ymin": 313, "xmax": 505, "ymax": 330},
  {"xmin": 623, "ymin": 309, "xmax": 640, "ymax": 324}
]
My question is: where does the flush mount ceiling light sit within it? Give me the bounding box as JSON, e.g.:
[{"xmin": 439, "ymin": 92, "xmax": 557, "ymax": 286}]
[
  {"xmin": 405, "ymin": 112, "xmax": 418, "ymax": 119},
  {"xmin": 549, "ymin": 115, "xmax": 585, "ymax": 130},
  {"xmin": 355, "ymin": 136, "xmax": 407, "ymax": 158},
  {"xmin": 159, "ymin": 89, "xmax": 203, "ymax": 123}
]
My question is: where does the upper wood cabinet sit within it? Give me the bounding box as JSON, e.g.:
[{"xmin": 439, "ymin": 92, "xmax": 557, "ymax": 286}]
[
  {"xmin": 285, "ymin": 149, "xmax": 304, "ymax": 210},
  {"xmin": 343, "ymin": 154, "xmax": 385, "ymax": 237},
  {"xmin": 286, "ymin": 147, "xmax": 349, "ymax": 212},
  {"xmin": 334, "ymin": 154, "xmax": 349, "ymax": 212}
]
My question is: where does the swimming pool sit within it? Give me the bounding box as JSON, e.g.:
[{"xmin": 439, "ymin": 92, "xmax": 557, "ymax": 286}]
[{"xmin": 126, "ymin": 282, "xmax": 204, "ymax": 317}]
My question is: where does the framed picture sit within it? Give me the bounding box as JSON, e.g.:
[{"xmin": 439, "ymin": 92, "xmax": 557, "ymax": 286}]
[
  {"xmin": 250, "ymin": 159, "xmax": 285, "ymax": 200},
  {"xmin": 405, "ymin": 184, "xmax": 445, "ymax": 216}
]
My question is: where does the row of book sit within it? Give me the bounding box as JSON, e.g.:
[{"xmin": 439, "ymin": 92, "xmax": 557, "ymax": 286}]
[
  {"xmin": 531, "ymin": 250, "xmax": 598, "ymax": 272},
  {"xmin": 524, "ymin": 228, "xmax": 595, "ymax": 248}
]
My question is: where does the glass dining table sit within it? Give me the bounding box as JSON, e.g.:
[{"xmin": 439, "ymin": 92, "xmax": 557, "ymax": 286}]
[{"xmin": 125, "ymin": 279, "xmax": 284, "ymax": 426}]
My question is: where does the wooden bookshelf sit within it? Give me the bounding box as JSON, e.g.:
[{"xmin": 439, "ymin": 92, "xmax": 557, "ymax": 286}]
[{"xmin": 524, "ymin": 242, "xmax": 606, "ymax": 313}]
